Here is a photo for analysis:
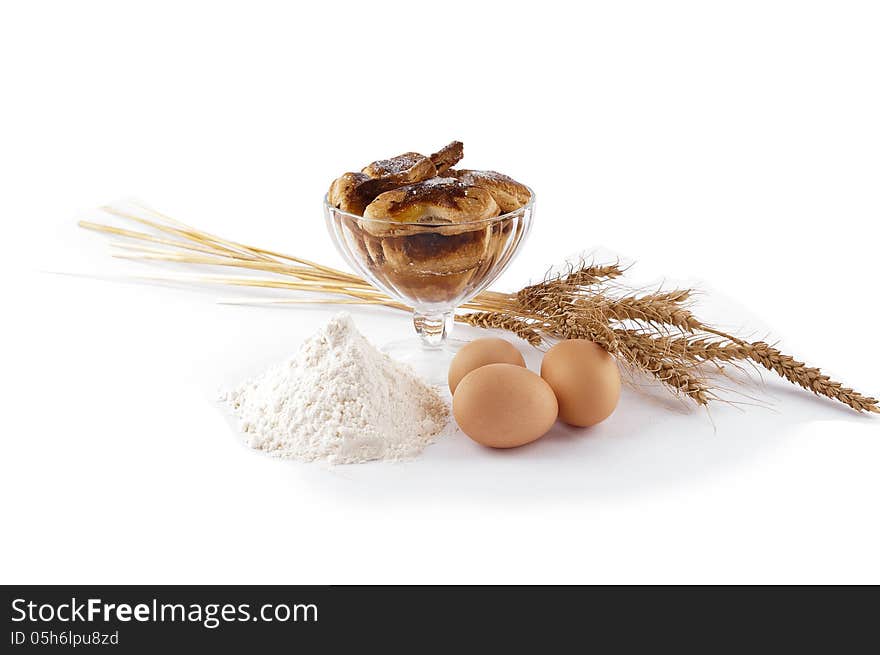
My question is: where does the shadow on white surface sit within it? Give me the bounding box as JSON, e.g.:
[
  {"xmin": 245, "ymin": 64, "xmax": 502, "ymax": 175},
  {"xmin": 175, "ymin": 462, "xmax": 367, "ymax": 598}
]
[
  {"xmin": 44, "ymin": 256, "xmax": 875, "ymax": 508},
  {"xmin": 211, "ymin": 317, "xmax": 869, "ymax": 505},
  {"xmin": 297, "ymin": 398, "xmax": 806, "ymax": 503}
]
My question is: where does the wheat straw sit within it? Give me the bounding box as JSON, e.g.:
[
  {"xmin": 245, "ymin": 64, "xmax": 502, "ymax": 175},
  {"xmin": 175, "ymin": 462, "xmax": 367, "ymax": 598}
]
[{"xmin": 77, "ymin": 204, "xmax": 879, "ymax": 413}]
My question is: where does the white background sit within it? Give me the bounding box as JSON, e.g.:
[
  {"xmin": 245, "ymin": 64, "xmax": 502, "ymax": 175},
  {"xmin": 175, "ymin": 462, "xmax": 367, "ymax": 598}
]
[{"xmin": 1, "ymin": 1, "xmax": 878, "ymax": 584}]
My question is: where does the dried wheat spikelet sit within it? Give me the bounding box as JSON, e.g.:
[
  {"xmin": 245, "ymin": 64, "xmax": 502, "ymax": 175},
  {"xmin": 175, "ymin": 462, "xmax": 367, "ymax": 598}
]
[{"xmin": 459, "ymin": 312, "xmax": 544, "ymax": 347}]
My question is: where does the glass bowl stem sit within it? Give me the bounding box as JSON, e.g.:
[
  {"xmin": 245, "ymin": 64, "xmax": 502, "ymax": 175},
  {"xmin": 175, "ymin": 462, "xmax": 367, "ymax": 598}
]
[{"xmin": 413, "ymin": 309, "xmax": 455, "ymax": 348}]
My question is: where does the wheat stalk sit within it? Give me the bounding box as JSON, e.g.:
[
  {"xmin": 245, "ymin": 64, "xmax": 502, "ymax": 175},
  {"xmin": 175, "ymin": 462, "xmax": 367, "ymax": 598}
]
[
  {"xmin": 77, "ymin": 203, "xmax": 879, "ymax": 414},
  {"xmin": 742, "ymin": 341, "xmax": 879, "ymax": 413}
]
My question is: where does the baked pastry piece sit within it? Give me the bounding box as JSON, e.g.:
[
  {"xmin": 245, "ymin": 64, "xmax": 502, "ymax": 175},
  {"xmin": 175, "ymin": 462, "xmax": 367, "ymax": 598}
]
[
  {"xmin": 329, "ymin": 148, "xmax": 446, "ymax": 214},
  {"xmin": 328, "ymin": 168, "xmax": 432, "ymax": 216},
  {"xmin": 377, "ymin": 228, "xmax": 494, "ymax": 301},
  {"xmin": 327, "ymin": 172, "xmax": 376, "ymax": 215},
  {"xmin": 362, "ymin": 178, "xmax": 500, "ymax": 235},
  {"xmin": 429, "ymin": 141, "xmax": 464, "ymax": 175},
  {"xmin": 362, "ymin": 151, "xmax": 437, "ymax": 185},
  {"xmin": 445, "ymin": 169, "xmax": 530, "ymax": 213}
]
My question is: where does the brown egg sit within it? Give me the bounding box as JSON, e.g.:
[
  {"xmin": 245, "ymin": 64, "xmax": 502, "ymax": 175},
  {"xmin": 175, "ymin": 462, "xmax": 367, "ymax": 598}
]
[
  {"xmin": 540, "ymin": 339, "xmax": 621, "ymax": 427},
  {"xmin": 448, "ymin": 338, "xmax": 526, "ymax": 393},
  {"xmin": 452, "ymin": 363, "xmax": 558, "ymax": 448}
]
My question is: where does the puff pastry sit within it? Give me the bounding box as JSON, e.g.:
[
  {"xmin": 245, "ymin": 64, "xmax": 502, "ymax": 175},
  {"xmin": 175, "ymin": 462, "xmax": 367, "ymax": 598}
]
[
  {"xmin": 363, "ymin": 178, "xmax": 500, "ymax": 228},
  {"xmin": 445, "ymin": 168, "xmax": 530, "ymax": 213}
]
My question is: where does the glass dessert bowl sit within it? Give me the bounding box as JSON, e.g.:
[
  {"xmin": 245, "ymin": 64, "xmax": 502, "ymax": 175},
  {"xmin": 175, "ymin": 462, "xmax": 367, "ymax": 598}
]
[{"xmin": 324, "ymin": 190, "xmax": 535, "ymax": 384}]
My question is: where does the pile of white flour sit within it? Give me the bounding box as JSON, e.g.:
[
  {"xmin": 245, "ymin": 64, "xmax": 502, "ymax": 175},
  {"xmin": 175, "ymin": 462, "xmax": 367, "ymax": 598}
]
[{"xmin": 222, "ymin": 313, "xmax": 448, "ymax": 464}]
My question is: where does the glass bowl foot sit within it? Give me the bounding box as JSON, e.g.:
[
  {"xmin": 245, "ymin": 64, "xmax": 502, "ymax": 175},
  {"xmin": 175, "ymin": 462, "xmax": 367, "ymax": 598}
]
[{"xmin": 382, "ymin": 338, "xmax": 466, "ymax": 388}]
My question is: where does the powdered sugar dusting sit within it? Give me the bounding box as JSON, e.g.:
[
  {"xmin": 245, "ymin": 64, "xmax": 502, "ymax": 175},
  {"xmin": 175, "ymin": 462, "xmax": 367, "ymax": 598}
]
[
  {"xmin": 367, "ymin": 153, "xmax": 423, "ymax": 175},
  {"xmin": 419, "ymin": 176, "xmax": 459, "ymax": 186}
]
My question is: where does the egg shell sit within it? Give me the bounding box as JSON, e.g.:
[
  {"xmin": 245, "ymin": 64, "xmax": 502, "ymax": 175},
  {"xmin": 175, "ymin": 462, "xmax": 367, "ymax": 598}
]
[
  {"xmin": 540, "ymin": 339, "xmax": 621, "ymax": 427},
  {"xmin": 448, "ymin": 338, "xmax": 526, "ymax": 393},
  {"xmin": 452, "ymin": 363, "xmax": 558, "ymax": 448}
]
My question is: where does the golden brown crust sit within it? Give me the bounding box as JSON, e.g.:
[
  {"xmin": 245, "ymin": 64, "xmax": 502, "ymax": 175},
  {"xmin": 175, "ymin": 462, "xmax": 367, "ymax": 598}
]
[
  {"xmin": 362, "ymin": 178, "xmax": 500, "ymax": 233},
  {"xmin": 446, "ymin": 168, "xmax": 530, "ymax": 213},
  {"xmin": 328, "ymin": 170, "xmax": 426, "ymax": 215},
  {"xmin": 328, "ymin": 172, "xmax": 374, "ymax": 215},
  {"xmin": 429, "ymin": 141, "xmax": 464, "ymax": 175},
  {"xmin": 361, "ymin": 151, "xmax": 437, "ymax": 186}
]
